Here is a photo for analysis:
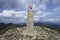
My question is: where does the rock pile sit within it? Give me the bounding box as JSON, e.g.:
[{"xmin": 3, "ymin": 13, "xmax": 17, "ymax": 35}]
[{"xmin": 0, "ymin": 27, "xmax": 60, "ymax": 40}]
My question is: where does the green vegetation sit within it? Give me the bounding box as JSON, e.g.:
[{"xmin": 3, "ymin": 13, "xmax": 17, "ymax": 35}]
[
  {"xmin": 0, "ymin": 25, "xmax": 17, "ymax": 35},
  {"xmin": 5, "ymin": 33, "xmax": 14, "ymax": 37},
  {"xmin": 56, "ymin": 29, "xmax": 60, "ymax": 33}
]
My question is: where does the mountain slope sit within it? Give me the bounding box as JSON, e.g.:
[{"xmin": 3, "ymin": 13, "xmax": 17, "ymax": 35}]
[{"xmin": 0, "ymin": 26, "xmax": 60, "ymax": 40}]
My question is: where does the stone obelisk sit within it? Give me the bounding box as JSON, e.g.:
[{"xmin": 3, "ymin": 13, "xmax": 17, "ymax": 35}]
[
  {"xmin": 27, "ymin": 4, "xmax": 34, "ymax": 33},
  {"xmin": 21, "ymin": 4, "xmax": 37, "ymax": 36}
]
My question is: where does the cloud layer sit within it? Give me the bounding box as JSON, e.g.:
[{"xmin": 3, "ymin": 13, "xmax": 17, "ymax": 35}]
[{"xmin": 0, "ymin": 0, "xmax": 60, "ymax": 24}]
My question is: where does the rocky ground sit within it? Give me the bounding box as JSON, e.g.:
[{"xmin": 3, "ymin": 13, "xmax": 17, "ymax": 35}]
[{"xmin": 0, "ymin": 26, "xmax": 60, "ymax": 40}]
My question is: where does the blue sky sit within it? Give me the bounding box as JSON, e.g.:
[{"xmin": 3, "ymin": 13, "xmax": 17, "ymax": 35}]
[{"xmin": 0, "ymin": 0, "xmax": 60, "ymax": 24}]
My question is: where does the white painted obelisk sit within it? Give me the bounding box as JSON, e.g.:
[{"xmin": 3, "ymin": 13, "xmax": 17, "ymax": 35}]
[
  {"xmin": 27, "ymin": 4, "xmax": 34, "ymax": 32},
  {"xmin": 21, "ymin": 4, "xmax": 37, "ymax": 36}
]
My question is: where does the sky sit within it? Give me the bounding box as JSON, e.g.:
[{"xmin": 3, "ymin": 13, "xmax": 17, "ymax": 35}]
[{"xmin": 0, "ymin": 0, "xmax": 60, "ymax": 24}]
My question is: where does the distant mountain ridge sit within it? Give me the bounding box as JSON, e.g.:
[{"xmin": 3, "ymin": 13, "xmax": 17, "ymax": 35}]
[
  {"xmin": 34, "ymin": 22, "xmax": 60, "ymax": 29},
  {"xmin": 0, "ymin": 22, "xmax": 60, "ymax": 30},
  {"xmin": 0, "ymin": 23, "xmax": 26, "ymax": 30}
]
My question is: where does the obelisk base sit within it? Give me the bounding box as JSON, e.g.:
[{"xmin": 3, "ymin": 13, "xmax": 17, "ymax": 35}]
[{"xmin": 21, "ymin": 27, "xmax": 38, "ymax": 36}]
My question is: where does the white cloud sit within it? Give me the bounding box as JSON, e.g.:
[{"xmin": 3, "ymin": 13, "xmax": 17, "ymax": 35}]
[
  {"xmin": 0, "ymin": 0, "xmax": 60, "ymax": 23},
  {"xmin": 39, "ymin": 4, "xmax": 46, "ymax": 11},
  {"xmin": 33, "ymin": 15, "xmax": 39, "ymax": 21},
  {"xmin": 0, "ymin": 10, "xmax": 11, "ymax": 17},
  {"xmin": 42, "ymin": 0, "xmax": 49, "ymax": 4},
  {"xmin": 35, "ymin": 11, "xmax": 50, "ymax": 18},
  {"xmin": 42, "ymin": 12, "xmax": 50, "ymax": 17},
  {"xmin": 43, "ymin": 18, "xmax": 60, "ymax": 22},
  {"xmin": 0, "ymin": 10, "xmax": 27, "ymax": 18},
  {"xmin": 24, "ymin": 16, "xmax": 27, "ymax": 19},
  {"xmin": 17, "ymin": 0, "xmax": 40, "ymax": 6},
  {"xmin": 34, "ymin": 18, "xmax": 39, "ymax": 21},
  {"xmin": 52, "ymin": 0, "xmax": 60, "ymax": 5},
  {"xmin": 45, "ymin": 19, "xmax": 54, "ymax": 21},
  {"xmin": 35, "ymin": 11, "xmax": 42, "ymax": 14},
  {"xmin": 33, "ymin": 4, "xmax": 47, "ymax": 12},
  {"xmin": 53, "ymin": 6, "xmax": 60, "ymax": 13}
]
